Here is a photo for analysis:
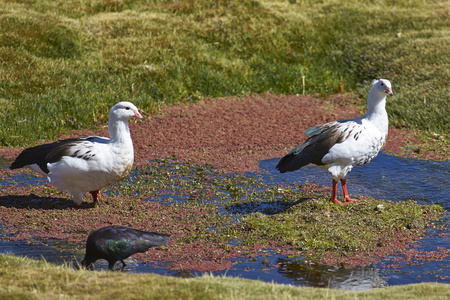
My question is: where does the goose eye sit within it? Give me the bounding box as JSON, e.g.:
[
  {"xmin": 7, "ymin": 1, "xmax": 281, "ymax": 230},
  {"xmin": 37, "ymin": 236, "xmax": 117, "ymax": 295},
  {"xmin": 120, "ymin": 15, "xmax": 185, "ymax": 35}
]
[
  {"xmin": 125, "ymin": 107, "xmax": 130, "ymax": 110},
  {"xmin": 380, "ymin": 82, "xmax": 384, "ymax": 86}
]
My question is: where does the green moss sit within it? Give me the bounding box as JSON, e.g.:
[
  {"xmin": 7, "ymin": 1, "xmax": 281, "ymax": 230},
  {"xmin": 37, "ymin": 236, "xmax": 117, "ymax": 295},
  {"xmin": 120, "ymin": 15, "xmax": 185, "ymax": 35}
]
[
  {"xmin": 118, "ymin": 160, "xmax": 445, "ymax": 267},
  {"xmin": 230, "ymin": 197, "xmax": 443, "ymax": 265}
]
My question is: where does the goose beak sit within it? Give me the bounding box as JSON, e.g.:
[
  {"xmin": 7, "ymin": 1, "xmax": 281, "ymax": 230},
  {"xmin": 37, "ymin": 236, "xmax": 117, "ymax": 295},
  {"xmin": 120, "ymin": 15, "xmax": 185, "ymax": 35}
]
[
  {"xmin": 386, "ymin": 87, "xmax": 393, "ymax": 96},
  {"xmin": 134, "ymin": 112, "xmax": 144, "ymax": 120}
]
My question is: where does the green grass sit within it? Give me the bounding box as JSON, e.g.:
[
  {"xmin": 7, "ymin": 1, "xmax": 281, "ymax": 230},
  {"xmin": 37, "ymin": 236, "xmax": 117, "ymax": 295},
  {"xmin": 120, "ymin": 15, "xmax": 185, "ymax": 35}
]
[
  {"xmin": 0, "ymin": 0, "xmax": 448, "ymax": 146},
  {"xmin": 0, "ymin": 254, "xmax": 449, "ymax": 300}
]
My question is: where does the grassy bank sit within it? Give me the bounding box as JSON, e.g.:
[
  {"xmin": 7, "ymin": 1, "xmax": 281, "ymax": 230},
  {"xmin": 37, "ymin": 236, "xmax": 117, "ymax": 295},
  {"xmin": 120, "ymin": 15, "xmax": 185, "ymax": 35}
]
[
  {"xmin": 0, "ymin": 254, "xmax": 449, "ymax": 299},
  {"xmin": 0, "ymin": 0, "xmax": 448, "ymax": 146}
]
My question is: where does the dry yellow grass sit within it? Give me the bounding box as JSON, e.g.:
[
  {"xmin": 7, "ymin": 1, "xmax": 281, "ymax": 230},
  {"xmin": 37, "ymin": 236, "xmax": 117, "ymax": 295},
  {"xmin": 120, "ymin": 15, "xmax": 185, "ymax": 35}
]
[{"xmin": 0, "ymin": 254, "xmax": 449, "ymax": 299}]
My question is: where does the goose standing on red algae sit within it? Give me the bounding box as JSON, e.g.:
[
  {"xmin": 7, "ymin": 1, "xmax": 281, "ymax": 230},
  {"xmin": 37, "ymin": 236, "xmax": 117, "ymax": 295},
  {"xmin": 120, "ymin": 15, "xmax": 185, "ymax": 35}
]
[
  {"xmin": 10, "ymin": 102, "xmax": 144, "ymax": 207},
  {"xmin": 277, "ymin": 79, "xmax": 393, "ymax": 204}
]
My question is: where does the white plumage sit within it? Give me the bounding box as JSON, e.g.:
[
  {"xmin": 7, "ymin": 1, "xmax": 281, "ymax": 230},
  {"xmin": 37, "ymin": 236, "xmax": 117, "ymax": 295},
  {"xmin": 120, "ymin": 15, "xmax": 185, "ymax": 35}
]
[
  {"xmin": 277, "ymin": 79, "xmax": 393, "ymax": 204},
  {"xmin": 10, "ymin": 101, "xmax": 143, "ymax": 207}
]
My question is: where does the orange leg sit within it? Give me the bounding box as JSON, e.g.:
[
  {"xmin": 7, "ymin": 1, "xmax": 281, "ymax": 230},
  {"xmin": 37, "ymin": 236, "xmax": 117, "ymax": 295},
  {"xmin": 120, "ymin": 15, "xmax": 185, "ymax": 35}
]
[
  {"xmin": 340, "ymin": 179, "xmax": 358, "ymax": 203},
  {"xmin": 90, "ymin": 190, "xmax": 101, "ymax": 204},
  {"xmin": 330, "ymin": 180, "xmax": 341, "ymax": 204}
]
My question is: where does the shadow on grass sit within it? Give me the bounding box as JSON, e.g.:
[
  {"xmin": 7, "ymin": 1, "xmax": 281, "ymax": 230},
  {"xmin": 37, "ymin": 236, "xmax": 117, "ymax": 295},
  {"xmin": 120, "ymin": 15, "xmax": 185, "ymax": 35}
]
[{"xmin": 0, "ymin": 194, "xmax": 95, "ymax": 210}]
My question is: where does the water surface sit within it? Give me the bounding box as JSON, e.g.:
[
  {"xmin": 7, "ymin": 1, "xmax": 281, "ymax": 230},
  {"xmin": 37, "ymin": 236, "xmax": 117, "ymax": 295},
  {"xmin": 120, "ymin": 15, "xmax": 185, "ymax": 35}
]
[{"xmin": 1, "ymin": 152, "xmax": 448, "ymax": 290}]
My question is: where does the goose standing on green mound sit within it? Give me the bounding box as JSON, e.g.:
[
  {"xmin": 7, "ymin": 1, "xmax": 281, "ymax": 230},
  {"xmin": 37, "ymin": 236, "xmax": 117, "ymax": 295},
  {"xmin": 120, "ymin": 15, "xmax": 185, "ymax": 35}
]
[
  {"xmin": 81, "ymin": 225, "xmax": 170, "ymax": 270},
  {"xmin": 10, "ymin": 102, "xmax": 144, "ymax": 207},
  {"xmin": 277, "ymin": 79, "xmax": 393, "ymax": 204}
]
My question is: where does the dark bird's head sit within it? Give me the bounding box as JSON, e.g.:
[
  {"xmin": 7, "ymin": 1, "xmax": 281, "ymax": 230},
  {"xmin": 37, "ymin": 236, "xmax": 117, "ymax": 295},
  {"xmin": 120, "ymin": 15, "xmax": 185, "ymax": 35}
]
[{"xmin": 80, "ymin": 256, "xmax": 96, "ymax": 270}]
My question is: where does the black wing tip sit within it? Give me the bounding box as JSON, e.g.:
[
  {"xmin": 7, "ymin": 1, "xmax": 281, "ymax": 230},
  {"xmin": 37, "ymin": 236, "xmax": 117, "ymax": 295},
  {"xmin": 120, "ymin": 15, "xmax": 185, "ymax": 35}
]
[
  {"xmin": 276, "ymin": 168, "xmax": 290, "ymax": 174},
  {"xmin": 276, "ymin": 153, "xmax": 295, "ymax": 173},
  {"xmin": 10, "ymin": 152, "xmax": 28, "ymax": 169},
  {"xmin": 9, "ymin": 163, "xmax": 20, "ymax": 170},
  {"xmin": 275, "ymin": 164, "xmax": 288, "ymax": 173},
  {"xmin": 9, "ymin": 160, "xmax": 49, "ymax": 173},
  {"xmin": 9, "ymin": 160, "xmax": 30, "ymax": 170}
]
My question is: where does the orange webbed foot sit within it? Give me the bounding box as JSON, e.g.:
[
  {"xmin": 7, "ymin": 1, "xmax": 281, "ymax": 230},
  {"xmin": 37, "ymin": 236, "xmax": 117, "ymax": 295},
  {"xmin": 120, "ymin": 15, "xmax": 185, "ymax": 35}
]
[{"xmin": 343, "ymin": 196, "xmax": 359, "ymax": 203}]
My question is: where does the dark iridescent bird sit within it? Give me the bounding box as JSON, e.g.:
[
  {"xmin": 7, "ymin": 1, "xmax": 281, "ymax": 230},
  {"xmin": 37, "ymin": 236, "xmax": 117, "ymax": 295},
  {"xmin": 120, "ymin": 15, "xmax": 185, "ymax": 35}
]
[
  {"xmin": 277, "ymin": 79, "xmax": 393, "ymax": 204},
  {"xmin": 10, "ymin": 102, "xmax": 143, "ymax": 207},
  {"xmin": 81, "ymin": 225, "xmax": 170, "ymax": 270}
]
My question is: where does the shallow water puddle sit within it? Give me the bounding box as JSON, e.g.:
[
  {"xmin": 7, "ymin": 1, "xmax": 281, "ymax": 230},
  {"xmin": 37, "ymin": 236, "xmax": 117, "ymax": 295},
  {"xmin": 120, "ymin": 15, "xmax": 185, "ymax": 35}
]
[
  {"xmin": 260, "ymin": 152, "xmax": 449, "ymax": 206},
  {"xmin": 0, "ymin": 152, "xmax": 448, "ymax": 290},
  {"xmin": 258, "ymin": 153, "xmax": 449, "ymax": 288}
]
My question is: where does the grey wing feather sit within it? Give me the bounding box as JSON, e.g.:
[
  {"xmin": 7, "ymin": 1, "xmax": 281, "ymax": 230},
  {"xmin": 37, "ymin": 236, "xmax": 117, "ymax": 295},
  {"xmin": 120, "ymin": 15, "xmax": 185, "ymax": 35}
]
[
  {"xmin": 45, "ymin": 137, "xmax": 106, "ymax": 164},
  {"xmin": 10, "ymin": 136, "xmax": 107, "ymax": 173},
  {"xmin": 277, "ymin": 121, "xmax": 357, "ymax": 172}
]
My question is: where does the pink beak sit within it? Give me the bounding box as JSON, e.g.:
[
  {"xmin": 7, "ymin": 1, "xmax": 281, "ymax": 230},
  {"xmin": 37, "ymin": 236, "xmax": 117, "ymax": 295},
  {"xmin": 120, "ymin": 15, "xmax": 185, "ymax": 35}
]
[
  {"xmin": 386, "ymin": 87, "xmax": 393, "ymax": 96},
  {"xmin": 134, "ymin": 111, "xmax": 144, "ymax": 119}
]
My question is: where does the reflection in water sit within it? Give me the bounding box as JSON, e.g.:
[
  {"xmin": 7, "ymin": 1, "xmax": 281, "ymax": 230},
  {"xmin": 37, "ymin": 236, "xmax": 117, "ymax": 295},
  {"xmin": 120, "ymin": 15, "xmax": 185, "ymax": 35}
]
[
  {"xmin": 0, "ymin": 152, "xmax": 449, "ymax": 290},
  {"xmin": 258, "ymin": 152, "xmax": 449, "ymax": 288},
  {"xmin": 276, "ymin": 258, "xmax": 387, "ymax": 290},
  {"xmin": 0, "ymin": 238, "xmax": 79, "ymax": 266}
]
